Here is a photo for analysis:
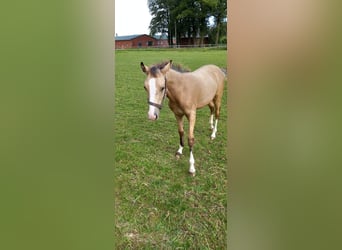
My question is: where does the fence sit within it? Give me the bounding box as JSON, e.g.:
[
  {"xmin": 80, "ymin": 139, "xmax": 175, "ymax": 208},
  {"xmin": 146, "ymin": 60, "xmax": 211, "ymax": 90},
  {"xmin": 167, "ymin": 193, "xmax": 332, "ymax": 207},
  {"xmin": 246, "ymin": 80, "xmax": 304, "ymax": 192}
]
[{"xmin": 114, "ymin": 44, "xmax": 227, "ymax": 50}]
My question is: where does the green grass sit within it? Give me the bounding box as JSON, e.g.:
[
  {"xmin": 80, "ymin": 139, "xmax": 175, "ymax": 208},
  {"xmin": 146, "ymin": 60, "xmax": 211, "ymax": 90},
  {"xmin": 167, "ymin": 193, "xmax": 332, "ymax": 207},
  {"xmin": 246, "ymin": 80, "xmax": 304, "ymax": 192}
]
[{"xmin": 114, "ymin": 48, "xmax": 227, "ymax": 249}]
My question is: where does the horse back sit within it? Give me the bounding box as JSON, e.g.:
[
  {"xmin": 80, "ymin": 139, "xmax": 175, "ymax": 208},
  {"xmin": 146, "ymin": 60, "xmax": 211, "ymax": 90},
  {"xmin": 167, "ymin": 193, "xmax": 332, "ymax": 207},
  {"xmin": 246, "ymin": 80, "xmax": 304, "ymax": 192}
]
[
  {"xmin": 195, "ymin": 64, "xmax": 225, "ymax": 92},
  {"xmin": 187, "ymin": 65, "xmax": 225, "ymax": 108}
]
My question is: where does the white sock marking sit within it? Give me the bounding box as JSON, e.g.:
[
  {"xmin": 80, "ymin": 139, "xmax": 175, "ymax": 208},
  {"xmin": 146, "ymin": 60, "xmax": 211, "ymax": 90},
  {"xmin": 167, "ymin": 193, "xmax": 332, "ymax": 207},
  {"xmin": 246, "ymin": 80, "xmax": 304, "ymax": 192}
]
[
  {"xmin": 209, "ymin": 114, "xmax": 214, "ymax": 129},
  {"xmin": 177, "ymin": 145, "xmax": 183, "ymax": 155},
  {"xmin": 189, "ymin": 151, "xmax": 195, "ymax": 173},
  {"xmin": 211, "ymin": 119, "xmax": 218, "ymax": 139}
]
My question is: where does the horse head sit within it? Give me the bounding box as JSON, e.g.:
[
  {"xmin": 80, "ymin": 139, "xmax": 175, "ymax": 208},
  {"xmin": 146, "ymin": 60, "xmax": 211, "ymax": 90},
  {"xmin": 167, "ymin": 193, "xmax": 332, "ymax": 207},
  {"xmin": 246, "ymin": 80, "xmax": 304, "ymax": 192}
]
[{"xmin": 140, "ymin": 60, "xmax": 172, "ymax": 120}]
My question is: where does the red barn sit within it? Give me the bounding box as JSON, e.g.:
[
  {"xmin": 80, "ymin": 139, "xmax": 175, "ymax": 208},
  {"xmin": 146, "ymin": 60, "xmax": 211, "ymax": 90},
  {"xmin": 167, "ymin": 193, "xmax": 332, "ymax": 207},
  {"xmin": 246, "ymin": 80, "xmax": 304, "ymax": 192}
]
[
  {"xmin": 153, "ymin": 34, "xmax": 170, "ymax": 47},
  {"xmin": 179, "ymin": 36, "xmax": 210, "ymax": 47},
  {"xmin": 115, "ymin": 34, "xmax": 159, "ymax": 49}
]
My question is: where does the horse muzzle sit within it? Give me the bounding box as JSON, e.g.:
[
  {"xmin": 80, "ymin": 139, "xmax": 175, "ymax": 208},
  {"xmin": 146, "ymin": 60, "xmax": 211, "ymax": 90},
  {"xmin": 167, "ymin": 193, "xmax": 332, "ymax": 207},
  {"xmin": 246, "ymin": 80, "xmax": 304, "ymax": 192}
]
[
  {"xmin": 148, "ymin": 101, "xmax": 162, "ymax": 120},
  {"xmin": 148, "ymin": 111, "xmax": 158, "ymax": 120}
]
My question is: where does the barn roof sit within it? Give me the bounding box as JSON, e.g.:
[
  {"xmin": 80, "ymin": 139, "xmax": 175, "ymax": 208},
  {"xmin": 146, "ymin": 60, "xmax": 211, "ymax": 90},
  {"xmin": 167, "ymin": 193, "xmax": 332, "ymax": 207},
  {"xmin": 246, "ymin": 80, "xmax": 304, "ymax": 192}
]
[
  {"xmin": 153, "ymin": 33, "xmax": 168, "ymax": 40},
  {"xmin": 115, "ymin": 34, "xmax": 141, "ymax": 41},
  {"xmin": 115, "ymin": 34, "xmax": 167, "ymax": 41},
  {"xmin": 115, "ymin": 34, "xmax": 159, "ymax": 41}
]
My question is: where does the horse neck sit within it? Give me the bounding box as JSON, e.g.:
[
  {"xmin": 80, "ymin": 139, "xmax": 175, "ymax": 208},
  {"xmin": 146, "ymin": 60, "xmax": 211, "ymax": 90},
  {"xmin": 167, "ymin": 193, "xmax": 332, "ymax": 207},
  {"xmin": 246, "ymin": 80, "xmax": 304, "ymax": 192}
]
[
  {"xmin": 166, "ymin": 69, "xmax": 183, "ymax": 87},
  {"xmin": 165, "ymin": 69, "xmax": 186, "ymax": 101}
]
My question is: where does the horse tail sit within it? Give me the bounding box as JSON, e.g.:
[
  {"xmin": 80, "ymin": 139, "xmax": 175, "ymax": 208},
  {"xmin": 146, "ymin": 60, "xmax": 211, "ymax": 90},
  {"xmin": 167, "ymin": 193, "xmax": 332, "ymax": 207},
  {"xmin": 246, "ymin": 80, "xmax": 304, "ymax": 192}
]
[{"xmin": 220, "ymin": 68, "xmax": 228, "ymax": 79}]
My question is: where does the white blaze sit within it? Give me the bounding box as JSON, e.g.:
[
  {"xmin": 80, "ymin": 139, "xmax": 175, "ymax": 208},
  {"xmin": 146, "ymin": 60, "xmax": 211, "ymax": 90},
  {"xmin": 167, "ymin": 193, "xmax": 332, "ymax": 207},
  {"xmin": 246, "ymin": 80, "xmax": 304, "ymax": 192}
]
[
  {"xmin": 148, "ymin": 78, "xmax": 157, "ymax": 117},
  {"xmin": 148, "ymin": 78, "xmax": 157, "ymax": 103}
]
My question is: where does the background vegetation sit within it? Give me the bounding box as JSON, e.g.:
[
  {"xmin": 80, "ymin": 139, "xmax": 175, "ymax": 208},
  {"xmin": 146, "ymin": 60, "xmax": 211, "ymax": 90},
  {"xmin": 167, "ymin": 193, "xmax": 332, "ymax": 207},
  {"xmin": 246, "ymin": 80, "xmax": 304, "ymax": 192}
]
[
  {"xmin": 114, "ymin": 48, "xmax": 227, "ymax": 249},
  {"xmin": 148, "ymin": 0, "xmax": 227, "ymax": 45}
]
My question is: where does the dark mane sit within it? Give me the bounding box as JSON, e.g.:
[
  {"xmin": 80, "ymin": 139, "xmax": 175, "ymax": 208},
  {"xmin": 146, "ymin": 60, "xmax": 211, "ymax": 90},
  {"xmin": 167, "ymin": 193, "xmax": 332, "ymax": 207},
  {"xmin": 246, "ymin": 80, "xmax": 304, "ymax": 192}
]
[
  {"xmin": 171, "ymin": 63, "xmax": 191, "ymax": 73},
  {"xmin": 150, "ymin": 61, "xmax": 191, "ymax": 76},
  {"xmin": 150, "ymin": 61, "xmax": 169, "ymax": 77},
  {"xmin": 150, "ymin": 66, "xmax": 160, "ymax": 77}
]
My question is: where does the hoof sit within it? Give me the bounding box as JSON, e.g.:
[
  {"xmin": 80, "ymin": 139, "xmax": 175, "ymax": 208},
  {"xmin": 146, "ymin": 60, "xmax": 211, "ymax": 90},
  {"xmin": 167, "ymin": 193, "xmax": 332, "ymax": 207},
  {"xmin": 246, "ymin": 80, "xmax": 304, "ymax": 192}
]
[
  {"xmin": 189, "ymin": 171, "xmax": 196, "ymax": 177},
  {"xmin": 189, "ymin": 167, "xmax": 196, "ymax": 176},
  {"xmin": 210, "ymin": 136, "xmax": 216, "ymax": 140},
  {"xmin": 175, "ymin": 152, "xmax": 182, "ymax": 159}
]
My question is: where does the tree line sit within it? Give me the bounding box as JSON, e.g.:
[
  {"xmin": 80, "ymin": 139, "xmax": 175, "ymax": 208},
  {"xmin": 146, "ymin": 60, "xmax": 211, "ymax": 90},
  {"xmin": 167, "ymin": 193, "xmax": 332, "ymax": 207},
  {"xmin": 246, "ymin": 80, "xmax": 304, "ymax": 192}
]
[{"xmin": 147, "ymin": 0, "xmax": 227, "ymax": 46}]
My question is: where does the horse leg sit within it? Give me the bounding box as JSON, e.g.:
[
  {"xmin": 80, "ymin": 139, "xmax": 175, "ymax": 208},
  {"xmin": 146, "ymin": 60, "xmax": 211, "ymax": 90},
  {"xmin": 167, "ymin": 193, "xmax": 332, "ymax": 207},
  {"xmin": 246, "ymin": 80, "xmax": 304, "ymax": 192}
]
[
  {"xmin": 211, "ymin": 96, "xmax": 222, "ymax": 140},
  {"xmin": 175, "ymin": 114, "xmax": 185, "ymax": 159},
  {"xmin": 187, "ymin": 111, "xmax": 196, "ymax": 175},
  {"xmin": 208, "ymin": 101, "xmax": 215, "ymax": 130}
]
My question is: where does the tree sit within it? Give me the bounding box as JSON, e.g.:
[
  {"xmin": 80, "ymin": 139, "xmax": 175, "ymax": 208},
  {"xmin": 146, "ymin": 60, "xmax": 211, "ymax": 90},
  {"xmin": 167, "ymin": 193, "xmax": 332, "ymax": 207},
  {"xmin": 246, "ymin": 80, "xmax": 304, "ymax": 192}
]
[
  {"xmin": 147, "ymin": 0, "xmax": 226, "ymax": 46},
  {"xmin": 210, "ymin": 0, "xmax": 227, "ymax": 44},
  {"xmin": 148, "ymin": 0, "xmax": 178, "ymax": 46}
]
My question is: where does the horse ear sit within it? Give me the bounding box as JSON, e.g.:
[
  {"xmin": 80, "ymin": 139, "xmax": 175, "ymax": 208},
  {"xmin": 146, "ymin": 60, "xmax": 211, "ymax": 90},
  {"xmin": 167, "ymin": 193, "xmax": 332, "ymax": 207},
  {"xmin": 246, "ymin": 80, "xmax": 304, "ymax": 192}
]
[
  {"xmin": 140, "ymin": 62, "xmax": 149, "ymax": 74},
  {"xmin": 160, "ymin": 60, "xmax": 172, "ymax": 74}
]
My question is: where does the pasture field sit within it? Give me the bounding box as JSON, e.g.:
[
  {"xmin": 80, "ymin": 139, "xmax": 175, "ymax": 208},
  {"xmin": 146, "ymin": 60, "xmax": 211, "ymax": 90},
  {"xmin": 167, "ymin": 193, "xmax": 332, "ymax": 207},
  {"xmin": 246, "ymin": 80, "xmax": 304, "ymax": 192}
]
[{"xmin": 114, "ymin": 48, "xmax": 227, "ymax": 249}]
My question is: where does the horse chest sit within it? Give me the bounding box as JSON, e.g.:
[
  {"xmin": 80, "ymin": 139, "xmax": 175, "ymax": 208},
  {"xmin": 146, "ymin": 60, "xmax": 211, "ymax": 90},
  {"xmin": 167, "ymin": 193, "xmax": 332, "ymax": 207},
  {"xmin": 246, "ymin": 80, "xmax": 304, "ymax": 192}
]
[{"xmin": 168, "ymin": 101, "xmax": 186, "ymax": 115}]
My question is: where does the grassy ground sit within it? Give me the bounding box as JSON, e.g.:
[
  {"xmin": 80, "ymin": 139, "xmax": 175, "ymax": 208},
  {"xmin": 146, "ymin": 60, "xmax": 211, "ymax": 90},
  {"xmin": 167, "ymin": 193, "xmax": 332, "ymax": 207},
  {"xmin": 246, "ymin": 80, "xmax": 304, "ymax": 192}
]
[{"xmin": 114, "ymin": 48, "xmax": 227, "ymax": 249}]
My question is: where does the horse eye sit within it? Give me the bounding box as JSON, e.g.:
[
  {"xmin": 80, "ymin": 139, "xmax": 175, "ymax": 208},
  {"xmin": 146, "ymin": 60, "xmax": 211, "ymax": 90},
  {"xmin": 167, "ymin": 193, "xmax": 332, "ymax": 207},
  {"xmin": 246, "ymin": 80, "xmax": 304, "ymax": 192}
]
[
  {"xmin": 144, "ymin": 86, "xmax": 147, "ymax": 90},
  {"xmin": 160, "ymin": 87, "xmax": 165, "ymax": 91}
]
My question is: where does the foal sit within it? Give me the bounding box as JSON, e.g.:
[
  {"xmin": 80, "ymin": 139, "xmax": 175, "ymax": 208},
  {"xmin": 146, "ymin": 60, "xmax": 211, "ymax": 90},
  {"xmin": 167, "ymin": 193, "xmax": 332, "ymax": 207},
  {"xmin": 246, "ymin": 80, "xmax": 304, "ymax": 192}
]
[{"xmin": 141, "ymin": 60, "xmax": 225, "ymax": 175}]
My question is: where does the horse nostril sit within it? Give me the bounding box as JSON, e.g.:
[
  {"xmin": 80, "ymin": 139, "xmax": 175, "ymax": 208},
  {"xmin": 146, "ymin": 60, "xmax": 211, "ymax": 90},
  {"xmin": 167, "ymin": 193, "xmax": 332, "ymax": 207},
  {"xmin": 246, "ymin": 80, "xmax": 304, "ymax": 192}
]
[{"xmin": 155, "ymin": 114, "xmax": 158, "ymax": 120}]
